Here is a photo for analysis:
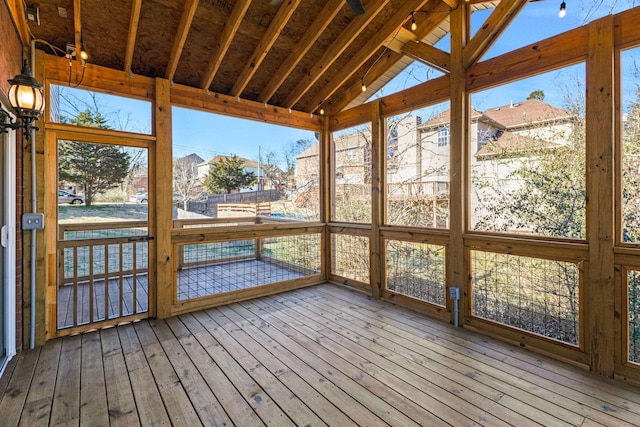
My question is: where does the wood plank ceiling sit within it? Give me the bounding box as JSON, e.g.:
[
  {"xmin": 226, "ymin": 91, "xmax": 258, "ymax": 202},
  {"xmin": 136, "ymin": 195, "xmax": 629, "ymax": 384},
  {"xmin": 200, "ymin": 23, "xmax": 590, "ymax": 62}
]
[{"xmin": 23, "ymin": 0, "xmax": 501, "ymax": 115}]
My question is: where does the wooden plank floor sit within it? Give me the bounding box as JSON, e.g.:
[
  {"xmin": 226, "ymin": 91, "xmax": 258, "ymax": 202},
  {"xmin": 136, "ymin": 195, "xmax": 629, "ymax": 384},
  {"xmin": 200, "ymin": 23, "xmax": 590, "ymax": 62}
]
[{"xmin": 4, "ymin": 283, "xmax": 640, "ymax": 426}]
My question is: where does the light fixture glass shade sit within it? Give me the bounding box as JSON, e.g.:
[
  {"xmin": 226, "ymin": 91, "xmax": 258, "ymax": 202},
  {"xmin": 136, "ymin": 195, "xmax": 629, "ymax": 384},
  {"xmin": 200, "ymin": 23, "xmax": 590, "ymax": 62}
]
[{"xmin": 7, "ymin": 61, "xmax": 44, "ymax": 121}]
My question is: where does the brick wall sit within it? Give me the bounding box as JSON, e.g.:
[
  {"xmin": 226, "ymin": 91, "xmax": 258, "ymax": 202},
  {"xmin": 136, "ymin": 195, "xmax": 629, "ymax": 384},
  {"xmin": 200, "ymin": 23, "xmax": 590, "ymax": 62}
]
[{"xmin": 0, "ymin": 1, "xmax": 22, "ymax": 95}]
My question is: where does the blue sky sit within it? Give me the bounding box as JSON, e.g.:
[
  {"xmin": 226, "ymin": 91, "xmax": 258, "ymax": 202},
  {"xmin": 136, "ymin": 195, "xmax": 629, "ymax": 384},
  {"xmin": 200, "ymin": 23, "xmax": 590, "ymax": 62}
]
[{"xmin": 58, "ymin": 1, "xmax": 639, "ymax": 166}]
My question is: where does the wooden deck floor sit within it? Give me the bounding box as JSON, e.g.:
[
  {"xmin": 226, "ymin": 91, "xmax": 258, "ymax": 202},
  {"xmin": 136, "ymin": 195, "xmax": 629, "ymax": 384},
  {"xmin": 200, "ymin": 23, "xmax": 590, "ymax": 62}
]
[{"xmin": 3, "ymin": 284, "xmax": 640, "ymax": 426}]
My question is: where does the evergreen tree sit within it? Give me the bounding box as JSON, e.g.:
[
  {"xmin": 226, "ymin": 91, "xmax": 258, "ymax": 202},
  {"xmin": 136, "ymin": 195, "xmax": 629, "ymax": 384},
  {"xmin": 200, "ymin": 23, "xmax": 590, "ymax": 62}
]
[
  {"xmin": 202, "ymin": 155, "xmax": 256, "ymax": 194},
  {"xmin": 58, "ymin": 110, "xmax": 131, "ymax": 206}
]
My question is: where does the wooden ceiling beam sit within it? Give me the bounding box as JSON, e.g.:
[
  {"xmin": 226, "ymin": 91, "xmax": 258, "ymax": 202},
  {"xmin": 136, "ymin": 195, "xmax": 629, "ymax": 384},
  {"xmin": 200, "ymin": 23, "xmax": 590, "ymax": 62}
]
[
  {"xmin": 43, "ymin": 54, "xmax": 320, "ymax": 131},
  {"xmin": 44, "ymin": 54, "xmax": 155, "ymax": 100},
  {"xmin": 124, "ymin": 0, "xmax": 142, "ymax": 73},
  {"xmin": 199, "ymin": 0, "xmax": 251, "ymax": 90},
  {"xmin": 463, "ymin": 0, "xmax": 527, "ymax": 68},
  {"xmin": 230, "ymin": 0, "xmax": 303, "ymax": 98},
  {"xmin": 304, "ymin": 0, "xmax": 430, "ymax": 112},
  {"xmin": 74, "ymin": 0, "xmax": 82, "ymax": 53},
  {"xmin": 257, "ymin": 0, "xmax": 344, "ymax": 104},
  {"xmin": 283, "ymin": 0, "xmax": 391, "ymax": 109},
  {"xmin": 165, "ymin": 0, "xmax": 200, "ymax": 81},
  {"xmin": 330, "ymin": 74, "xmax": 451, "ymax": 131},
  {"xmin": 326, "ymin": 0, "xmax": 451, "ymax": 113},
  {"xmin": 467, "ymin": 25, "xmax": 589, "ymax": 93},
  {"xmin": 401, "ymin": 42, "xmax": 450, "ymax": 73},
  {"xmin": 172, "ymin": 84, "xmax": 322, "ymax": 131},
  {"xmin": 441, "ymin": 0, "xmax": 458, "ymax": 7}
]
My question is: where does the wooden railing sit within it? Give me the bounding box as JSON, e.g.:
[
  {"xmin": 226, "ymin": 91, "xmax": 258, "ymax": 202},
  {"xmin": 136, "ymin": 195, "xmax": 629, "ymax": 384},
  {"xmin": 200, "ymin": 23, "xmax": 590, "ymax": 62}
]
[
  {"xmin": 217, "ymin": 202, "xmax": 271, "ymax": 217},
  {"xmin": 57, "ymin": 220, "xmax": 152, "ymax": 333},
  {"xmin": 169, "ymin": 215, "xmax": 325, "ymax": 314}
]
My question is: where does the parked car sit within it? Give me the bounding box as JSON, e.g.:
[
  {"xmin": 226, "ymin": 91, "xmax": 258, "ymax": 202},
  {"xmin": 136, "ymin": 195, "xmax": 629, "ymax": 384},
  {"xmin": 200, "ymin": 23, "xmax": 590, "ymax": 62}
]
[
  {"xmin": 58, "ymin": 190, "xmax": 84, "ymax": 205},
  {"xmin": 135, "ymin": 192, "xmax": 148, "ymax": 203}
]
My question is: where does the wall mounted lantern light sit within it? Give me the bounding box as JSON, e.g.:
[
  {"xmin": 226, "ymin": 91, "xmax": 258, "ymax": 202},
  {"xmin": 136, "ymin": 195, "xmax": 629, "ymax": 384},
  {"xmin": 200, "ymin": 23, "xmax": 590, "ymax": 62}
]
[{"xmin": 0, "ymin": 60, "xmax": 45, "ymax": 134}]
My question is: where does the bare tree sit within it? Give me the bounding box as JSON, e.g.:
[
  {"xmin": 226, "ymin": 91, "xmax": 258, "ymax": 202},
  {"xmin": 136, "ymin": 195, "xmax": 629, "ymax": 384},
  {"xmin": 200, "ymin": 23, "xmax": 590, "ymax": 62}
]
[{"xmin": 173, "ymin": 154, "xmax": 204, "ymax": 210}]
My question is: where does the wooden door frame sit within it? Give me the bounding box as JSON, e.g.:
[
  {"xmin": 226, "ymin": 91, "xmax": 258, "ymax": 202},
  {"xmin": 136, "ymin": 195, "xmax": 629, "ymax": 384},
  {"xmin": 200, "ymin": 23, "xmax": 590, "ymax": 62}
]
[{"xmin": 45, "ymin": 128, "xmax": 155, "ymax": 338}]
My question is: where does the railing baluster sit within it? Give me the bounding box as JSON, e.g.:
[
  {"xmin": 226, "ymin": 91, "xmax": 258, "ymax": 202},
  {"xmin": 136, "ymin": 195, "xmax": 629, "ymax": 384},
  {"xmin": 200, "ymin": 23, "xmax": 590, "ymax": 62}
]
[
  {"xmin": 104, "ymin": 244, "xmax": 109, "ymax": 320},
  {"xmin": 119, "ymin": 242, "xmax": 124, "ymax": 317},
  {"xmin": 73, "ymin": 246, "xmax": 78, "ymax": 327},
  {"xmin": 89, "ymin": 245, "xmax": 94, "ymax": 323},
  {"xmin": 133, "ymin": 242, "xmax": 138, "ymax": 314}
]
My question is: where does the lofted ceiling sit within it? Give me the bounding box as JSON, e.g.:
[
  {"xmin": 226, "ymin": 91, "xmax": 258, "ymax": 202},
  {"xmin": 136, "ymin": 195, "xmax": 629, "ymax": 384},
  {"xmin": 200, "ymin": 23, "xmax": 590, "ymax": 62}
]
[{"xmin": 19, "ymin": 0, "xmax": 502, "ymax": 115}]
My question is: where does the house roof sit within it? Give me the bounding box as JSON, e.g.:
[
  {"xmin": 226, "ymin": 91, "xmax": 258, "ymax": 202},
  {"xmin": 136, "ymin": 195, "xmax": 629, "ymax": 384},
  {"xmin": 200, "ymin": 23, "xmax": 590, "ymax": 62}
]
[
  {"xmin": 475, "ymin": 130, "xmax": 562, "ymax": 158},
  {"xmin": 200, "ymin": 155, "xmax": 260, "ymax": 169},
  {"xmin": 419, "ymin": 99, "xmax": 574, "ymax": 131},
  {"xmin": 176, "ymin": 153, "xmax": 205, "ymax": 165},
  {"xmin": 297, "ymin": 144, "xmax": 320, "ymax": 160},
  {"xmin": 419, "ymin": 107, "xmax": 484, "ymax": 129},
  {"xmin": 18, "ymin": 0, "xmax": 498, "ymax": 115},
  {"xmin": 482, "ymin": 99, "xmax": 573, "ymax": 129}
]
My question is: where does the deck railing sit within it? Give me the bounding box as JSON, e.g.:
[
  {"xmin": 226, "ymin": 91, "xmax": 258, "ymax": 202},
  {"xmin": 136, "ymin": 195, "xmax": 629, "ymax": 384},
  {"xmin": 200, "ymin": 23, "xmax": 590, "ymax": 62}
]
[
  {"xmin": 170, "ymin": 215, "xmax": 324, "ymax": 313},
  {"xmin": 57, "ymin": 221, "xmax": 151, "ymax": 332}
]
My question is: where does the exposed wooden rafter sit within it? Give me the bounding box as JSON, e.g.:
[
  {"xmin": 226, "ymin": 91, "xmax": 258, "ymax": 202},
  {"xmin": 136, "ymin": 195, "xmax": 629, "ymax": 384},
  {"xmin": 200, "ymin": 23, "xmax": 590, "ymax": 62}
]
[
  {"xmin": 283, "ymin": 0, "xmax": 391, "ymax": 109},
  {"xmin": 258, "ymin": 0, "xmax": 344, "ymax": 104},
  {"xmin": 74, "ymin": 0, "xmax": 82, "ymax": 54},
  {"xmin": 165, "ymin": 0, "xmax": 200, "ymax": 81},
  {"xmin": 329, "ymin": 51, "xmax": 405, "ymax": 114},
  {"xmin": 200, "ymin": 0, "xmax": 252, "ymax": 90},
  {"xmin": 6, "ymin": 0, "xmax": 30, "ymax": 45},
  {"xmin": 304, "ymin": 0, "xmax": 430, "ymax": 112},
  {"xmin": 327, "ymin": 0, "xmax": 451, "ymax": 113},
  {"xmin": 124, "ymin": 0, "xmax": 142, "ymax": 73},
  {"xmin": 463, "ymin": 0, "xmax": 527, "ymax": 68},
  {"xmin": 230, "ymin": 0, "xmax": 303, "ymax": 97},
  {"xmin": 401, "ymin": 42, "xmax": 450, "ymax": 73},
  {"xmin": 26, "ymin": 0, "xmax": 510, "ymax": 117}
]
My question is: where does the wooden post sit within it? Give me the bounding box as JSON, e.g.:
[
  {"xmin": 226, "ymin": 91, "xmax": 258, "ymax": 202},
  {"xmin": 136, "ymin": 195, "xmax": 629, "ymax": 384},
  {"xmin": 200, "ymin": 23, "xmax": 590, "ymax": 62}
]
[
  {"xmin": 154, "ymin": 78, "xmax": 173, "ymax": 318},
  {"xmin": 370, "ymin": 100, "xmax": 383, "ymax": 299},
  {"xmin": 448, "ymin": 3, "xmax": 469, "ymax": 326},
  {"xmin": 45, "ymin": 130, "xmax": 58, "ymax": 339},
  {"xmin": 585, "ymin": 15, "xmax": 615, "ymax": 376},
  {"xmin": 321, "ymin": 116, "xmax": 331, "ymax": 280}
]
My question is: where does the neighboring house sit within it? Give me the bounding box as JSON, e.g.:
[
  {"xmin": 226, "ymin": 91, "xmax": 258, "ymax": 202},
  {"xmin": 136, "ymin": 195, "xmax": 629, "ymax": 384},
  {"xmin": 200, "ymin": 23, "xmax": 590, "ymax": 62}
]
[
  {"xmin": 130, "ymin": 166, "xmax": 149, "ymax": 193},
  {"xmin": 296, "ymin": 99, "xmax": 576, "ymax": 225},
  {"xmin": 296, "ymin": 144, "xmax": 320, "ymax": 190},
  {"xmin": 177, "ymin": 153, "xmax": 205, "ymax": 167},
  {"xmin": 197, "ymin": 155, "xmax": 264, "ymax": 192},
  {"xmin": 296, "ymin": 128, "xmax": 371, "ymax": 189}
]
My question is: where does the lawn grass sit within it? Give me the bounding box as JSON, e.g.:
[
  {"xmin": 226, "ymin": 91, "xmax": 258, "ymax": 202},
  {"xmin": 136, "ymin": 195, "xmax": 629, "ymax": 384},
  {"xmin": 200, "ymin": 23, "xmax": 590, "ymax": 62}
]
[{"xmin": 58, "ymin": 203, "xmax": 148, "ymax": 223}]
